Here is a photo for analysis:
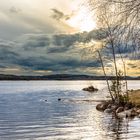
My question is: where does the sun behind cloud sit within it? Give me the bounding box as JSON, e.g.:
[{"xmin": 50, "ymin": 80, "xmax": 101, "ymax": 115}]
[{"xmin": 66, "ymin": 6, "xmax": 96, "ymax": 32}]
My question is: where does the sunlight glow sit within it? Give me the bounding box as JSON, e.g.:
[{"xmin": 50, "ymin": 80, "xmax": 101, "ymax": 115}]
[{"xmin": 66, "ymin": 7, "xmax": 96, "ymax": 32}]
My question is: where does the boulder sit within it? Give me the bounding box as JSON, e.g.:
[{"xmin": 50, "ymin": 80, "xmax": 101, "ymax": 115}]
[
  {"xmin": 96, "ymin": 102, "xmax": 109, "ymax": 111},
  {"xmin": 116, "ymin": 107, "xmax": 124, "ymax": 113}
]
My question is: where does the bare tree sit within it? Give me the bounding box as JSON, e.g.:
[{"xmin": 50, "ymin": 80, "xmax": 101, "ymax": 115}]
[
  {"xmin": 88, "ymin": 0, "xmax": 140, "ymax": 52},
  {"xmin": 86, "ymin": 0, "xmax": 140, "ymax": 103}
]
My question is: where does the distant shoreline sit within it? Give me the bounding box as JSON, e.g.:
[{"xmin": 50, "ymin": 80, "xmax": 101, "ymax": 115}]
[{"xmin": 0, "ymin": 74, "xmax": 139, "ymax": 80}]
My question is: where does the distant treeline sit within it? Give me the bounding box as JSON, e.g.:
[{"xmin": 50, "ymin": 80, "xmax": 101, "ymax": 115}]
[{"xmin": 0, "ymin": 74, "xmax": 139, "ymax": 80}]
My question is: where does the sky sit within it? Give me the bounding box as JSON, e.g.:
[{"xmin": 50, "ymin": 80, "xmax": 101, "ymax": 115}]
[{"xmin": 0, "ymin": 0, "xmax": 139, "ymax": 76}]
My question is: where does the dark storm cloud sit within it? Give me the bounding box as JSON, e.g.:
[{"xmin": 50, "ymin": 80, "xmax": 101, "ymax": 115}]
[
  {"xmin": 10, "ymin": 52, "xmax": 100, "ymax": 71},
  {"xmin": 48, "ymin": 30, "xmax": 107, "ymax": 53},
  {"xmin": 0, "ymin": 34, "xmax": 101, "ymax": 74},
  {"xmin": 22, "ymin": 33, "xmax": 78, "ymax": 51},
  {"xmin": 0, "ymin": 29, "xmax": 139, "ymax": 75},
  {"xmin": 22, "ymin": 29, "xmax": 107, "ymax": 52},
  {"xmin": 22, "ymin": 33, "xmax": 76, "ymax": 52}
]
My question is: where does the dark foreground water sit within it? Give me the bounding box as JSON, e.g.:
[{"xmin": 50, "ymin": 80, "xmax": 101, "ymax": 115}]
[{"xmin": 0, "ymin": 80, "xmax": 140, "ymax": 140}]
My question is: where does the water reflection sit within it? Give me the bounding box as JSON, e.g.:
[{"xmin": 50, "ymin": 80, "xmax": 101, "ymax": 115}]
[
  {"xmin": 0, "ymin": 81, "xmax": 139, "ymax": 140},
  {"xmin": 106, "ymin": 117, "xmax": 129, "ymax": 140}
]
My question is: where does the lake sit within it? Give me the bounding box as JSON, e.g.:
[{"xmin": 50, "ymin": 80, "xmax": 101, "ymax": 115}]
[{"xmin": 0, "ymin": 80, "xmax": 140, "ymax": 140}]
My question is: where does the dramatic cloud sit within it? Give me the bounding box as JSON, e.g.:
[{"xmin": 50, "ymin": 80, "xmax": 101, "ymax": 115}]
[
  {"xmin": 0, "ymin": 0, "xmax": 139, "ymax": 76},
  {"xmin": 0, "ymin": 30, "xmax": 103, "ymax": 75},
  {"xmin": 0, "ymin": 30, "xmax": 139, "ymax": 76}
]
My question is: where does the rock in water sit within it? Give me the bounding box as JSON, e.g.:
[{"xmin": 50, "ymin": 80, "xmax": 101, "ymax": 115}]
[
  {"xmin": 82, "ymin": 86, "xmax": 98, "ymax": 92},
  {"xmin": 96, "ymin": 102, "xmax": 109, "ymax": 111}
]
